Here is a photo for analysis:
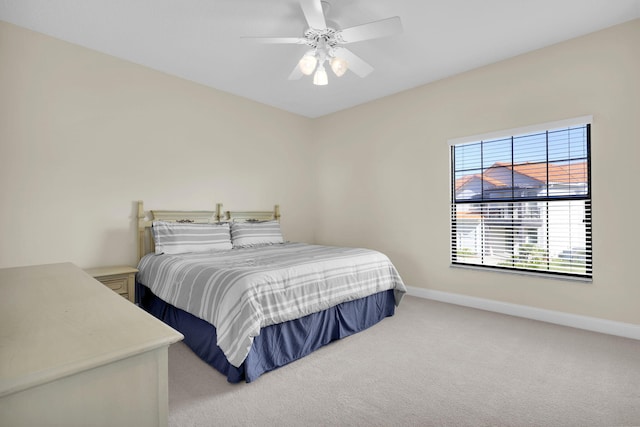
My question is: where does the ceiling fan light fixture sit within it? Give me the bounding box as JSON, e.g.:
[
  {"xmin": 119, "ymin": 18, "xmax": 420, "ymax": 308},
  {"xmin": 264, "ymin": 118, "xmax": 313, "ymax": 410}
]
[
  {"xmin": 298, "ymin": 53, "xmax": 318, "ymax": 75},
  {"xmin": 244, "ymin": 0, "xmax": 403, "ymax": 85},
  {"xmin": 330, "ymin": 56, "xmax": 348, "ymax": 77},
  {"xmin": 313, "ymin": 64, "xmax": 328, "ymax": 85}
]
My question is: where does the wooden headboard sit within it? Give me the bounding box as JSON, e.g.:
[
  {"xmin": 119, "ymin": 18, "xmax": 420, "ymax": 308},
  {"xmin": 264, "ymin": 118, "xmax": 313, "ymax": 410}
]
[{"xmin": 136, "ymin": 201, "xmax": 280, "ymax": 261}]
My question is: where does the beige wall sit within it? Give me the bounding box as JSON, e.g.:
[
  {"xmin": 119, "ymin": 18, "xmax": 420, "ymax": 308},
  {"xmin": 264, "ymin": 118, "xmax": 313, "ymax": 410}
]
[
  {"xmin": 313, "ymin": 19, "xmax": 640, "ymax": 324},
  {"xmin": 0, "ymin": 21, "xmax": 315, "ymax": 269},
  {"xmin": 1, "ymin": 19, "xmax": 638, "ymax": 325}
]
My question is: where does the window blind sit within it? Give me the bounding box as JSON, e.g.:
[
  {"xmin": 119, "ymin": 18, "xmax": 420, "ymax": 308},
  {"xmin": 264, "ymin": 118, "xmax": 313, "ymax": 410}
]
[{"xmin": 450, "ymin": 119, "xmax": 592, "ymax": 279}]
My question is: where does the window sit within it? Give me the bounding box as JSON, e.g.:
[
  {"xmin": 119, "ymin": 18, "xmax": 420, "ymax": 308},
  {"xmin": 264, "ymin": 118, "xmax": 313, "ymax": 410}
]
[{"xmin": 449, "ymin": 117, "xmax": 592, "ymax": 280}]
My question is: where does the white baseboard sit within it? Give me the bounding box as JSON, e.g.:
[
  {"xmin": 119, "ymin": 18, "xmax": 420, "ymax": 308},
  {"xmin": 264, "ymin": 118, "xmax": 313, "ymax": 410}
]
[{"xmin": 406, "ymin": 286, "xmax": 640, "ymax": 341}]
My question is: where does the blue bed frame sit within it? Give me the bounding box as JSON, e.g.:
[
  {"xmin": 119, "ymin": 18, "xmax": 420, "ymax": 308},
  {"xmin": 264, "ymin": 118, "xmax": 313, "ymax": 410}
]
[{"xmin": 138, "ymin": 283, "xmax": 396, "ymax": 383}]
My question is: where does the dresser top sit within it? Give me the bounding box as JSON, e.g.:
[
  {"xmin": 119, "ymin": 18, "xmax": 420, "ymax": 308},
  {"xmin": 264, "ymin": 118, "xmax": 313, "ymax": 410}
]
[{"xmin": 0, "ymin": 263, "xmax": 183, "ymax": 398}]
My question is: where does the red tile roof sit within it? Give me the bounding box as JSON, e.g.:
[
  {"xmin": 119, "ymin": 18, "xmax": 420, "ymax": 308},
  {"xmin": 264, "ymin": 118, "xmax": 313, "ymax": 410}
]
[
  {"xmin": 455, "ymin": 173, "xmax": 505, "ymax": 190},
  {"xmin": 456, "ymin": 161, "xmax": 587, "ymax": 190}
]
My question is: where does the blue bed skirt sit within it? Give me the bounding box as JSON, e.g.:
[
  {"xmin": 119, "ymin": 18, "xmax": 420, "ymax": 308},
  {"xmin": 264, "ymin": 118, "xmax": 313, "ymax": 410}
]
[{"xmin": 138, "ymin": 284, "xmax": 396, "ymax": 383}]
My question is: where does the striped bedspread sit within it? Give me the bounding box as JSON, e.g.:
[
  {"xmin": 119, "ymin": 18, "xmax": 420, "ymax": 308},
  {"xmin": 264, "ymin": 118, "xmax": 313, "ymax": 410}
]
[{"xmin": 137, "ymin": 243, "xmax": 406, "ymax": 367}]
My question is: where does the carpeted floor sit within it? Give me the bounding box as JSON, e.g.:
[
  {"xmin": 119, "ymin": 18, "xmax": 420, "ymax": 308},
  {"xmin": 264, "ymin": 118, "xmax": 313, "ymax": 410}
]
[{"xmin": 167, "ymin": 296, "xmax": 640, "ymax": 427}]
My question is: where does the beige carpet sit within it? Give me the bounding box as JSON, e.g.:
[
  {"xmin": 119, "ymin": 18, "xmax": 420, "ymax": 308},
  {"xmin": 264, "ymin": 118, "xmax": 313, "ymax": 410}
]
[{"xmin": 167, "ymin": 296, "xmax": 640, "ymax": 426}]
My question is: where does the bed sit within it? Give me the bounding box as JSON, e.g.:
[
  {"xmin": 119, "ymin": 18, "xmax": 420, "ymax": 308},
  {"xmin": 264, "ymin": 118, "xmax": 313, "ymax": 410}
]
[{"xmin": 135, "ymin": 201, "xmax": 406, "ymax": 383}]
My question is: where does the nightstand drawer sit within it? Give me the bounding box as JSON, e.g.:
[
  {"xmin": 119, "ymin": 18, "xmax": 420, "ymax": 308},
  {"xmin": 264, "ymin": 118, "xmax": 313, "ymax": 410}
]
[
  {"xmin": 100, "ymin": 276, "xmax": 129, "ymax": 295},
  {"xmin": 85, "ymin": 266, "xmax": 138, "ymax": 304}
]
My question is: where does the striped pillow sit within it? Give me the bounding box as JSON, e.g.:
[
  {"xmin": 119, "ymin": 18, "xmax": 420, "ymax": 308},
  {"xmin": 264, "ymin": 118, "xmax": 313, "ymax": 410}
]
[
  {"xmin": 230, "ymin": 220, "xmax": 284, "ymax": 248},
  {"xmin": 152, "ymin": 221, "xmax": 232, "ymax": 254}
]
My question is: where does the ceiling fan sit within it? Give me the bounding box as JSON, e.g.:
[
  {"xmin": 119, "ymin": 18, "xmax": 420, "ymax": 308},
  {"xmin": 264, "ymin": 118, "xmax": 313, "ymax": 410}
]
[{"xmin": 244, "ymin": 0, "xmax": 402, "ymax": 86}]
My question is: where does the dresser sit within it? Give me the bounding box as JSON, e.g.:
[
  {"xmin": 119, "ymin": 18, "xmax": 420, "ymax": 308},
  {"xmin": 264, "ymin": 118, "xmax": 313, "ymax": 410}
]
[{"xmin": 0, "ymin": 263, "xmax": 183, "ymax": 427}]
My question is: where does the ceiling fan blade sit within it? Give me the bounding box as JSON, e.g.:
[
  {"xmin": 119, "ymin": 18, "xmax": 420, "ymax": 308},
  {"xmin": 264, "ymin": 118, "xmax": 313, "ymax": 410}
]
[
  {"xmin": 338, "ymin": 16, "xmax": 402, "ymax": 44},
  {"xmin": 288, "ymin": 61, "xmax": 304, "ymax": 80},
  {"xmin": 334, "ymin": 48, "xmax": 373, "ymax": 78},
  {"xmin": 299, "ymin": 0, "xmax": 326, "ymax": 30},
  {"xmin": 241, "ymin": 37, "xmax": 307, "ymax": 44}
]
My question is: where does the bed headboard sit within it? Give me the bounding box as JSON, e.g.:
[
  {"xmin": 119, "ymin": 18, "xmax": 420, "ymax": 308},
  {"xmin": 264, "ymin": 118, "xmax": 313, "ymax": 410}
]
[{"xmin": 136, "ymin": 201, "xmax": 280, "ymax": 262}]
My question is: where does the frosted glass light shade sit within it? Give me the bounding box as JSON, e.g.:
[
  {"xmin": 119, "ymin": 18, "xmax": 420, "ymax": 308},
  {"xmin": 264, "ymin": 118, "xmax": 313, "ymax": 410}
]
[
  {"xmin": 299, "ymin": 54, "xmax": 318, "ymax": 75},
  {"xmin": 313, "ymin": 65, "xmax": 328, "ymax": 86},
  {"xmin": 330, "ymin": 57, "xmax": 348, "ymax": 77}
]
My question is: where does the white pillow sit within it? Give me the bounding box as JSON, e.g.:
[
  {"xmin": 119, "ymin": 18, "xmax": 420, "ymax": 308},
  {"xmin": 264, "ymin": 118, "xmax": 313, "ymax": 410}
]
[
  {"xmin": 152, "ymin": 221, "xmax": 232, "ymax": 254},
  {"xmin": 230, "ymin": 221, "xmax": 284, "ymax": 248}
]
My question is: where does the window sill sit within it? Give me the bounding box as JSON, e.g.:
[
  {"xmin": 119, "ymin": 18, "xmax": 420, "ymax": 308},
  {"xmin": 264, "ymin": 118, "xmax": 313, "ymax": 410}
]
[{"xmin": 450, "ymin": 263, "xmax": 592, "ymax": 283}]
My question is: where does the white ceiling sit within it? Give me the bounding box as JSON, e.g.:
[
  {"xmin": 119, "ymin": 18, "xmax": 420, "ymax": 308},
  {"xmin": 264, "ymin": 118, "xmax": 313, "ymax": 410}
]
[{"xmin": 1, "ymin": 1, "xmax": 639, "ymax": 118}]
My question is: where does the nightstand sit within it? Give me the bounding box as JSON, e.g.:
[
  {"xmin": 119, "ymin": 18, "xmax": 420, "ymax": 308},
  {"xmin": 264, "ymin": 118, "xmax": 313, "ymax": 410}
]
[{"xmin": 85, "ymin": 266, "xmax": 138, "ymax": 303}]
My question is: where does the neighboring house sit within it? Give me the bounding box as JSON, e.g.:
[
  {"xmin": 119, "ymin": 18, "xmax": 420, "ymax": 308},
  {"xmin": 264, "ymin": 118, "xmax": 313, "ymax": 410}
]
[{"xmin": 454, "ymin": 161, "xmax": 588, "ymax": 263}]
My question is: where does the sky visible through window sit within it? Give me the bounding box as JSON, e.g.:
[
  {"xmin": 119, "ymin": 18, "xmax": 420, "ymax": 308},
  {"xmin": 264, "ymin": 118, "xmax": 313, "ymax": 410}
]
[{"xmin": 454, "ymin": 126, "xmax": 588, "ymax": 185}]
